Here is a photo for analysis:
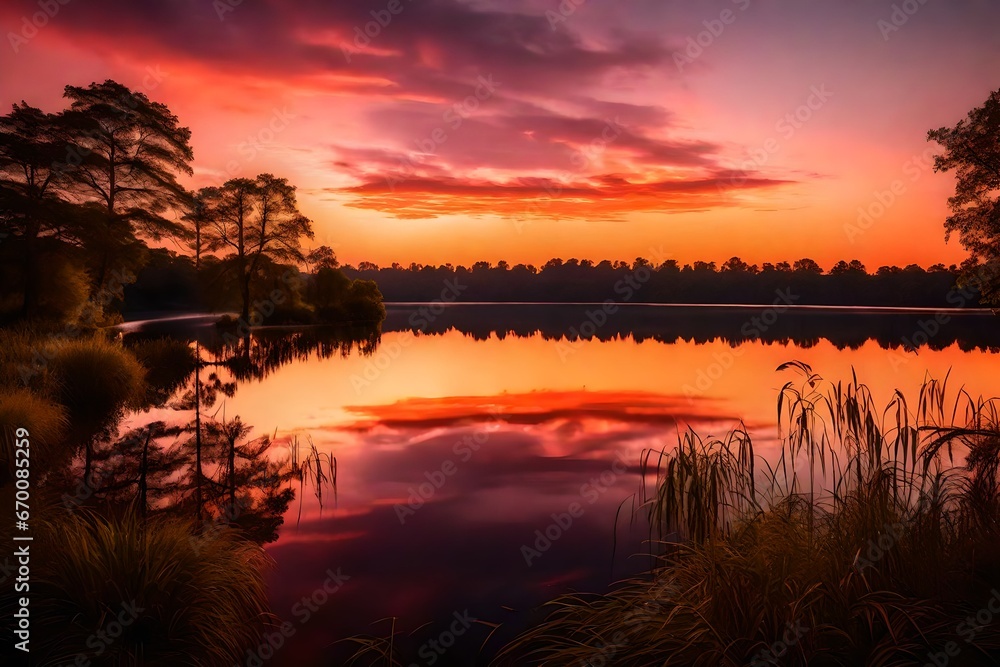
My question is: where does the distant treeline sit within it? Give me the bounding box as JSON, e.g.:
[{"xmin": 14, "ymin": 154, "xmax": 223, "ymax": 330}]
[
  {"xmin": 380, "ymin": 304, "xmax": 1000, "ymax": 353},
  {"xmin": 341, "ymin": 258, "xmax": 983, "ymax": 308}
]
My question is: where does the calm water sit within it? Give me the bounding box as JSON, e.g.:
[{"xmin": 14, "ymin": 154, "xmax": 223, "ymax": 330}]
[{"xmin": 125, "ymin": 304, "xmax": 1000, "ymax": 666}]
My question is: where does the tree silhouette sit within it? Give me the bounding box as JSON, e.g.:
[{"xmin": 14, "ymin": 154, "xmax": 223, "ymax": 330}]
[
  {"xmin": 793, "ymin": 258, "xmax": 823, "ymax": 274},
  {"xmin": 200, "ymin": 174, "xmax": 314, "ymax": 322},
  {"xmin": 306, "ymin": 245, "xmax": 339, "ymax": 271},
  {"xmin": 721, "ymin": 256, "xmax": 759, "ymax": 274},
  {"xmin": 0, "ymin": 103, "xmax": 80, "ymax": 316},
  {"xmin": 60, "ymin": 80, "xmax": 194, "ymax": 288},
  {"xmin": 183, "ymin": 191, "xmax": 210, "ymax": 272},
  {"xmin": 830, "ymin": 259, "xmax": 866, "ymax": 275},
  {"xmin": 929, "ymin": 88, "xmax": 1000, "ymax": 304}
]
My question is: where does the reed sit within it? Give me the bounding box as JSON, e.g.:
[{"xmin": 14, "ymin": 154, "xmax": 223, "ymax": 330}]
[{"xmin": 498, "ymin": 362, "xmax": 1000, "ymax": 666}]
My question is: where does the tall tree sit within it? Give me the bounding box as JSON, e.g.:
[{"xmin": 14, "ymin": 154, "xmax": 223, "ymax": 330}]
[
  {"xmin": 0, "ymin": 103, "xmax": 75, "ymax": 316},
  {"xmin": 183, "ymin": 190, "xmax": 210, "ymax": 272},
  {"xmin": 929, "ymin": 88, "xmax": 1000, "ymax": 302},
  {"xmin": 59, "ymin": 80, "xmax": 194, "ymax": 287},
  {"xmin": 202, "ymin": 174, "xmax": 314, "ymax": 322}
]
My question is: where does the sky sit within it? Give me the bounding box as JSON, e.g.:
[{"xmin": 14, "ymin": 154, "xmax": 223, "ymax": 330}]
[{"xmin": 1, "ymin": 0, "xmax": 999, "ymax": 269}]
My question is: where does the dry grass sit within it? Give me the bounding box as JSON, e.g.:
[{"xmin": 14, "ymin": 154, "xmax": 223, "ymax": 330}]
[
  {"xmin": 498, "ymin": 362, "xmax": 1000, "ymax": 666},
  {"xmin": 32, "ymin": 508, "xmax": 274, "ymax": 666},
  {"xmin": 46, "ymin": 335, "xmax": 146, "ymax": 441},
  {"xmin": 0, "ymin": 388, "xmax": 67, "ymax": 479}
]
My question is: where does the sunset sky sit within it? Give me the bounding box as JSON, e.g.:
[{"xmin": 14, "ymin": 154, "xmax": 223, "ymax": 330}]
[{"xmin": 2, "ymin": 0, "xmax": 999, "ymax": 268}]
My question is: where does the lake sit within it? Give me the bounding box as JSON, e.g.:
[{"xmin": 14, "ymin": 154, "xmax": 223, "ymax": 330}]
[{"xmin": 122, "ymin": 303, "xmax": 1000, "ymax": 666}]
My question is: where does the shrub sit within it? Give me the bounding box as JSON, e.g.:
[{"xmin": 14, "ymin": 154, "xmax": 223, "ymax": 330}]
[{"xmin": 47, "ymin": 336, "xmax": 146, "ymax": 441}]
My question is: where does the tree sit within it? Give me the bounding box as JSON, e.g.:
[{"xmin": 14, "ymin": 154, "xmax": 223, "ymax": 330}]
[
  {"xmin": 202, "ymin": 174, "xmax": 314, "ymax": 322},
  {"xmin": 722, "ymin": 256, "xmax": 752, "ymax": 273},
  {"xmin": 830, "ymin": 261, "xmax": 849, "ymax": 275},
  {"xmin": 0, "ymin": 103, "xmax": 76, "ymax": 316},
  {"xmin": 60, "ymin": 80, "xmax": 194, "ymax": 287},
  {"xmin": 929, "ymin": 89, "xmax": 1000, "ymax": 263},
  {"xmin": 830, "ymin": 259, "xmax": 866, "ymax": 275},
  {"xmin": 203, "ymin": 416, "xmax": 294, "ymax": 543},
  {"xmin": 306, "ymin": 245, "xmax": 338, "ymax": 272},
  {"xmin": 183, "ymin": 191, "xmax": 210, "ymax": 272},
  {"xmin": 793, "ymin": 258, "xmax": 823, "ymax": 274}
]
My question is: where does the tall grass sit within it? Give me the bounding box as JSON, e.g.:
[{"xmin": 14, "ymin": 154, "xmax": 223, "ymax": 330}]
[
  {"xmin": 0, "ymin": 389, "xmax": 67, "ymax": 479},
  {"xmin": 499, "ymin": 363, "xmax": 1000, "ymax": 666},
  {"xmin": 287, "ymin": 432, "xmax": 338, "ymax": 525},
  {"xmin": 32, "ymin": 508, "xmax": 273, "ymax": 666}
]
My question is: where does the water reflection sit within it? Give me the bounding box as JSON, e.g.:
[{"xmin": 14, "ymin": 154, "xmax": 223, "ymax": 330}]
[
  {"xmin": 383, "ymin": 303, "xmax": 1000, "ymax": 351},
  {"xmin": 115, "ymin": 306, "xmax": 1000, "ymax": 665}
]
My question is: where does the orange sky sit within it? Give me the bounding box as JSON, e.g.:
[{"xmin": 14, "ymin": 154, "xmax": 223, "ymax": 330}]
[{"xmin": 2, "ymin": 0, "xmax": 998, "ymax": 268}]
